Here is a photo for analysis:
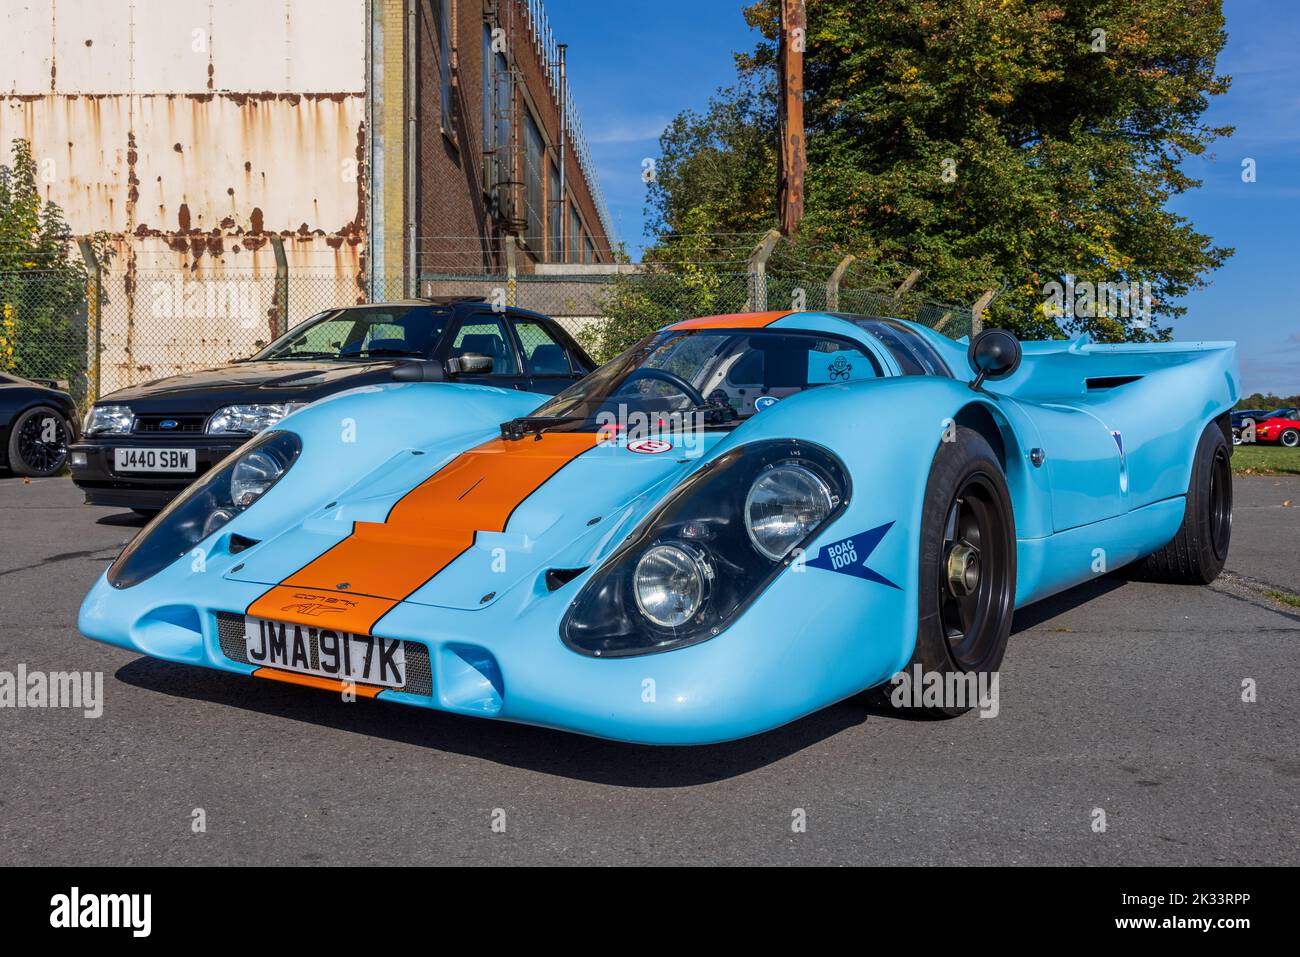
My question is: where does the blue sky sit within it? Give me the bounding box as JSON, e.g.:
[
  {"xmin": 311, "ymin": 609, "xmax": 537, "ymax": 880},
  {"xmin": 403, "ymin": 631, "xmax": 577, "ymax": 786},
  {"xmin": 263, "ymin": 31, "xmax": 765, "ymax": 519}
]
[{"xmin": 553, "ymin": 0, "xmax": 1299, "ymax": 395}]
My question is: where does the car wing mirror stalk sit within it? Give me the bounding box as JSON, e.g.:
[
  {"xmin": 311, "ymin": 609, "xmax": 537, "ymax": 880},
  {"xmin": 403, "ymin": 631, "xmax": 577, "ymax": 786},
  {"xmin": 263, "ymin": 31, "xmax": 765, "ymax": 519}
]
[{"xmin": 389, "ymin": 360, "xmax": 447, "ymax": 383}]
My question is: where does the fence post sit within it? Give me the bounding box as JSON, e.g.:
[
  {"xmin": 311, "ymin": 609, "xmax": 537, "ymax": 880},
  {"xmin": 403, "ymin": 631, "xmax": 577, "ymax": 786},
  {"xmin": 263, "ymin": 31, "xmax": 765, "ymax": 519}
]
[
  {"xmin": 970, "ymin": 288, "xmax": 997, "ymax": 336},
  {"xmin": 270, "ymin": 235, "xmax": 289, "ymax": 338},
  {"xmin": 504, "ymin": 234, "xmax": 518, "ymax": 308},
  {"xmin": 746, "ymin": 229, "xmax": 781, "ymax": 311},
  {"xmin": 75, "ymin": 238, "xmax": 102, "ymax": 402},
  {"xmin": 826, "ymin": 254, "xmax": 855, "ymax": 312},
  {"xmin": 893, "ymin": 268, "xmax": 922, "ymax": 300}
]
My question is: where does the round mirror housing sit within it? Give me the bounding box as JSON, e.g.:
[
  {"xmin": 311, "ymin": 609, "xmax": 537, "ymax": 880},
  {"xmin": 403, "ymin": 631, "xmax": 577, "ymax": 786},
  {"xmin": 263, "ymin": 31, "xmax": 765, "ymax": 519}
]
[{"xmin": 967, "ymin": 328, "xmax": 1022, "ymax": 391}]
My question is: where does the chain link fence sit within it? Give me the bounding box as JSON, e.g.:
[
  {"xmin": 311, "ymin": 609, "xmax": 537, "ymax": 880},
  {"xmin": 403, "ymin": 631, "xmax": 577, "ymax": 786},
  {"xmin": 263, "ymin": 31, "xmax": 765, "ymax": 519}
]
[
  {"xmin": 2, "ymin": 263, "xmax": 981, "ymax": 408},
  {"xmin": 0, "ymin": 270, "xmax": 92, "ymax": 403}
]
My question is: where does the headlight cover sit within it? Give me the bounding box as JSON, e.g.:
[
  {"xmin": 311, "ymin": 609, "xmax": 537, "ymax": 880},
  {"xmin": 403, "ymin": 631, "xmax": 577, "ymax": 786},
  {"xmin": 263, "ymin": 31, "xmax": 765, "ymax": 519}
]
[
  {"xmin": 207, "ymin": 403, "xmax": 302, "ymax": 435},
  {"xmin": 562, "ymin": 439, "xmax": 849, "ymax": 657},
  {"xmin": 83, "ymin": 405, "xmax": 134, "ymax": 435},
  {"xmin": 107, "ymin": 430, "xmax": 301, "ymax": 589}
]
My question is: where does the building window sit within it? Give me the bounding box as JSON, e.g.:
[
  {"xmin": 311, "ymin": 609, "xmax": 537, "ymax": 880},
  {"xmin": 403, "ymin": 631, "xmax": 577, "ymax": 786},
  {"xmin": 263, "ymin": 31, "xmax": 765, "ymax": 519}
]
[
  {"xmin": 568, "ymin": 198, "xmax": 582, "ymax": 264},
  {"xmin": 522, "ymin": 109, "xmax": 545, "ymax": 250},
  {"xmin": 438, "ymin": 0, "xmax": 453, "ymax": 137},
  {"xmin": 482, "ymin": 24, "xmax": 510, "ymax": 191},
  {"xmin": 548, "ymin": 161, "xmax": 562, "ymax": 263},
  {"xmin": 481, "ymin": 25, "xmax": 492, "ymax": 153},
  {"xmin": 584, "ymin": 233, "xmax": 595, "ymax": 264}
]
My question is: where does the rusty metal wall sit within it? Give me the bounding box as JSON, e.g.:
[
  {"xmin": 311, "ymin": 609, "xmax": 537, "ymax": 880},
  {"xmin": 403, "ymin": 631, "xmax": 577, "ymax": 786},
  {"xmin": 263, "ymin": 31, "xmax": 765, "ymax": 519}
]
[{"xmin": 1, "ymin": 0, "xmax": 366, "ymax": 393}]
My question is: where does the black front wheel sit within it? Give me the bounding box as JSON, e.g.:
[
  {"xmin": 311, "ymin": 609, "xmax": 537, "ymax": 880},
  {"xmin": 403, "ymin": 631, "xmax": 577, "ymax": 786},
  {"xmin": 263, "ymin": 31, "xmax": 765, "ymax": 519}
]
[
  {"xmin": 7, "ymin": 405, "xmax": 72, "ymax": 477},
  {"xmin": 866, "ymin": 426, "xmax": 1017, "ymax": 717}
]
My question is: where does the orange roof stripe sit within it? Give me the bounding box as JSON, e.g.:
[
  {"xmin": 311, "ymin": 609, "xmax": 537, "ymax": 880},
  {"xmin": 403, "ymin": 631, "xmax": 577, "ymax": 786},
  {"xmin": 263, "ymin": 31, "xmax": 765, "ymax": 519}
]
[{"xmin": 668, "ymin": 311, "xmax": 792, "ymax": 331}]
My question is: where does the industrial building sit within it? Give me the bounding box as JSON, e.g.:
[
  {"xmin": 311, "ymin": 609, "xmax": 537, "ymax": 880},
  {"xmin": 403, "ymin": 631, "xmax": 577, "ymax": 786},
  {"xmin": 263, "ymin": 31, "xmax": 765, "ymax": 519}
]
[{"xmin": 0, "ymin": 0, "xmax": 615, "ymax": 391}]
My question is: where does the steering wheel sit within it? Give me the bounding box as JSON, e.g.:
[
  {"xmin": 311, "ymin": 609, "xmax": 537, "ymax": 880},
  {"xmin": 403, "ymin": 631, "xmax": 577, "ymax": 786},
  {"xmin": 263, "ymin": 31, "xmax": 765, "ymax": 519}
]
[{"xmin": 616, "ymin": 368, "xmax": 708, "ymax": 407}]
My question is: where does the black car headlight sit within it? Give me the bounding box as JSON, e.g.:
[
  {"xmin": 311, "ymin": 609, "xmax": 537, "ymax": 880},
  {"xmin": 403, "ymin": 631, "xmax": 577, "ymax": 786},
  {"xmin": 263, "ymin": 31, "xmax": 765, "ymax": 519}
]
[
  {"xmin": 107, "ymin": 431, "xmax": 301, "ymax": 589},
  {"xmin": 562, "ymin": 440, "xmax": 849, "ymax": 657}
]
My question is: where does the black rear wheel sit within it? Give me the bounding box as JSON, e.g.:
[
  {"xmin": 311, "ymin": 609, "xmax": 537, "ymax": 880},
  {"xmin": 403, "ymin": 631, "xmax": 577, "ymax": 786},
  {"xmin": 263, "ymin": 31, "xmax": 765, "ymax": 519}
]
[
  {"xmin": 1280, "ymin": 428, "xmax": 1300, "ymax": 448},
  {"xmin": 7, "ymin": 405, "xmax": 71, "ymax": 477},
  {"xmin": 866, "ymin": 427, "xmax": 1016, "ymax": 717},
  {"xmin": 1131, "ymin": 421, "xmax": 1232, "ymax": 584}
]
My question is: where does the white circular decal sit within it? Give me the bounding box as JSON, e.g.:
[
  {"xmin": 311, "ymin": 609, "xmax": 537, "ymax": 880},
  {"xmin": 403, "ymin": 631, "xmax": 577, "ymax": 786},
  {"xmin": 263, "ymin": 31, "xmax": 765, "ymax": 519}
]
[
  {"xmin": 754, "ymin": 395, "xmax": 779, "ymax": 412},
  {"xmin": 627, "ymin": 438, "xmax": 673, "ymax": 455}
]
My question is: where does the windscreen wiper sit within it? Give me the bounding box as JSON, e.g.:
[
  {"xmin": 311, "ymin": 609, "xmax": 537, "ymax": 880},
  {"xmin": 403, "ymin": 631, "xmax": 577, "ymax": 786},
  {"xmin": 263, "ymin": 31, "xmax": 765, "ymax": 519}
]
[
  {"xmin": 499, "ymin": 415, "xmax": 588, "ymax": 441},
  {"xmin": 264, "ymin": 351, "xmax": 339, "ymax": 360}
]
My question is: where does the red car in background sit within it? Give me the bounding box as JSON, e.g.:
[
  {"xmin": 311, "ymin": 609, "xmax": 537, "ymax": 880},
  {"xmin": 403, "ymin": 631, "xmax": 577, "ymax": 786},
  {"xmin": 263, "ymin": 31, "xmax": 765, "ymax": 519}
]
[{"xmin": 1253, "ymin": 416, "xmax": 1300, "ymax": 447}]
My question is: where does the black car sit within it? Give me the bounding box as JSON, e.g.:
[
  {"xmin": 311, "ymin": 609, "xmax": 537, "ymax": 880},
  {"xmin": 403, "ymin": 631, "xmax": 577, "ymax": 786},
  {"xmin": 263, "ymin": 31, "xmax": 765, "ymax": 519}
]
[
  {"xmin": 71, "ymin": 298, "xmax": 595, "ymax": 512},
  {"xmin": 0, "ymin": 372, "xmax": 79, "ymax": 477}
]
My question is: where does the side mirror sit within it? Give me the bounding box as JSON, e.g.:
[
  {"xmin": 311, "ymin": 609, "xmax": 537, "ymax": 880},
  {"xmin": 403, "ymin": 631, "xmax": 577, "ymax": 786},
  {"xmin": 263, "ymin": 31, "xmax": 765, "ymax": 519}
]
[
  {"xmin": 967, "ymin": 328, "xmax": 1022, "ymax": 393},
  {"xmin": 446, "ymin": 352, "xmax": 494, "ymax": 376}
]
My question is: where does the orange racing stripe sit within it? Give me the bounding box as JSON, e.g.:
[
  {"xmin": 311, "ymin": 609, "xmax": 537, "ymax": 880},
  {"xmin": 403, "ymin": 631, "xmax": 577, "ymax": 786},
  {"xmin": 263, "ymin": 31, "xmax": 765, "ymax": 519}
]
[
  {"xmin": 252, "ymin": 667, "xmax": 384, "ymax": 698},
  {"xmin": 246, "ymin": 431, "xmax": 601, "ymax": 634},
  {"xmin": 668, "ymin": 310, "xmax": 792, "ymax": 331}
]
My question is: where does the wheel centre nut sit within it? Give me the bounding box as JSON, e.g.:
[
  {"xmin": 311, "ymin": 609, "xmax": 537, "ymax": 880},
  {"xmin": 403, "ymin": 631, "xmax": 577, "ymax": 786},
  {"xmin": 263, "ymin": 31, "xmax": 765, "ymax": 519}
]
[{"xmin": 947, "ymin": 543, "xmax": 981, "ymax": 597}]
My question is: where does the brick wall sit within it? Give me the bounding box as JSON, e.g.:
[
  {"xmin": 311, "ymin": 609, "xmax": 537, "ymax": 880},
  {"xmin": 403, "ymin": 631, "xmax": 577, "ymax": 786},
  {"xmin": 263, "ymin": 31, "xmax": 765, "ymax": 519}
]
[{"xmin": 414, "ymin": 0, "xmax": 613, "ymax": 275}]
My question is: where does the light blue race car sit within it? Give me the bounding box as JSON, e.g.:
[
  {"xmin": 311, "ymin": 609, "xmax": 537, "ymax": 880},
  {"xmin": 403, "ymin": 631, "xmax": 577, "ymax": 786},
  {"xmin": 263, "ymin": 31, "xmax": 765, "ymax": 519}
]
[{"xmin": 80, "ymin": 311, "xmax": 1239, "ymax": 744}]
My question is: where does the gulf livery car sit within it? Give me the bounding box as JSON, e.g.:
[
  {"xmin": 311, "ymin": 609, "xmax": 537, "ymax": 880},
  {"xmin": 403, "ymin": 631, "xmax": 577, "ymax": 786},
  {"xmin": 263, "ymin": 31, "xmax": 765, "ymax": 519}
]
[{"xmin": 79, "ymin": 312, "xmax": 1238, "ymax": 744}]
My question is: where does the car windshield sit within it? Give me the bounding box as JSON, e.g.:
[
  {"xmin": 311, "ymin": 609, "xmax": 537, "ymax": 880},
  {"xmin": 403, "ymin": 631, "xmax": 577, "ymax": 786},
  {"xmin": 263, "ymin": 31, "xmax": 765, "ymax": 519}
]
[
  {"xmin": 255, "ymin": 305, "xmax": 450, "ymax": 361},
  {"xmin": 530, "ymin": 329, "xmax": 881, "ymax": 431}
]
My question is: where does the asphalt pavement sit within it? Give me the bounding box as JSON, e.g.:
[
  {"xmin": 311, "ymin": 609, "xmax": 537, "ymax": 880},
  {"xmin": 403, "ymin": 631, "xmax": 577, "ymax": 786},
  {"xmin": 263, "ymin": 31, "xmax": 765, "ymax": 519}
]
[{"xmin": 1, "ymin": 474, "xmax": 1296, "ymax": 865}]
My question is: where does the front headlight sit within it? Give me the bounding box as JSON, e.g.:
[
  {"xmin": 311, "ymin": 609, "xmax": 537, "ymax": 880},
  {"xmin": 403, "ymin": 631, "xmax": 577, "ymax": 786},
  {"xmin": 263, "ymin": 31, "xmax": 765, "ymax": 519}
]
[
  {"xmin": 207, "ymin": 403, "xmax": 302, "ymax": 435},
  {"xmin": 744, "ymin": 463, "xmax": 835, "ymax": 560},
  {"xmin": 230, "ymin": 446, "xmax": 288, "ymax": 506},
  {"xmin": 107, "ymin": 431, "xmax": 301, "ymax": 589},
  {"xmin": 562, "ymin": 440, "xmax": 848, "ymax": 657},
  {"xmin": 633, "ymin": 543, "xmax": 714, "ymax": 628},
  {"xmin": 83, "ymin": 405, "xmax": 135, "ymax": 435}
]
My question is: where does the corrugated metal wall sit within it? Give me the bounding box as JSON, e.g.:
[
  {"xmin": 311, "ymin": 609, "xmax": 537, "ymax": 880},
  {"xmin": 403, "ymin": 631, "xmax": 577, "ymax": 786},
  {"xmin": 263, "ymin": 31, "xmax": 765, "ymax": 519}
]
[{"xmin": 1, "ymin": 0, "xmax": 366, "ymax": 391}]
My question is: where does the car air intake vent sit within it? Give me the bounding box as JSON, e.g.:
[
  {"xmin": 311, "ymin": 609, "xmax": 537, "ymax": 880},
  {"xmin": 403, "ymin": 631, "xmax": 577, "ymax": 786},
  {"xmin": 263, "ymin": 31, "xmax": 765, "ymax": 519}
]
[
  {"xmin": 546, "ymin": 567, "xmax": 588, "ymax": 592},
  {"xmin": 228, "ymin": 534, "xmax": 260, "ymax": 554},
  {"xmin": 1085, "ymin": 375, "xmax": 1143, "ymax": 391},
  {"xmin": 134, "ymin": 414, "xmax": 207, "ymax": 433}
]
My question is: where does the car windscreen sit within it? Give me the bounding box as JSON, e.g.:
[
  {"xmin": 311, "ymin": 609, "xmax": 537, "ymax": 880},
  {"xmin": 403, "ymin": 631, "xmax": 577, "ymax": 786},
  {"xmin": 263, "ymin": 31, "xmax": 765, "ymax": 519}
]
[
  {"xmin": 255, "ymin": 306, "xmax": 450, "ymax": 360},
  {"xmin": 531, "ymin": 328, "xmax": 882, "ymax": 431}
]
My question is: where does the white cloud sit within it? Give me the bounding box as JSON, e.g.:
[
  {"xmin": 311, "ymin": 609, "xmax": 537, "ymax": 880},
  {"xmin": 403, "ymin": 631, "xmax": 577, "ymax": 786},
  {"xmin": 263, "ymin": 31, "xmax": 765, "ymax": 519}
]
[{"xmin": 584, "ymin": 118, "xmax": 669, "ymax": 144}]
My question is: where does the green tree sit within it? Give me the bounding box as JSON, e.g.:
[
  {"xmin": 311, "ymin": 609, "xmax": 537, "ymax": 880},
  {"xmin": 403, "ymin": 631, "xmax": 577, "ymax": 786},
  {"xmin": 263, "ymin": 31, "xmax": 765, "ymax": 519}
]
[
  {"xmin": 0, "ymin": 138, "xmax": 97, "ymax": 393},
  {"xmin": 646, "ymin": 0, "xmax": 1233, "ymax": 341}
]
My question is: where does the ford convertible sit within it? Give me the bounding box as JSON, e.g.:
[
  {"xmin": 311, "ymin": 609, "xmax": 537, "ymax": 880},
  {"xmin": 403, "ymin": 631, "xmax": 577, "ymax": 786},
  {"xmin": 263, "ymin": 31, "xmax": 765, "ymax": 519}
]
[{"xmin": 80, "ymin": 311, "xmax": 1238, "ymax": 744}]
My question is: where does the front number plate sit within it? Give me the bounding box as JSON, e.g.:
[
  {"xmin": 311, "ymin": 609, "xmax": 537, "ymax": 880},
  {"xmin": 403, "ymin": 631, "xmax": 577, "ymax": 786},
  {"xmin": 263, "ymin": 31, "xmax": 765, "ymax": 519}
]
[
  {"xmin": 114, "ymin": 447, "xmax": 196, "ymax": 473},
  {"xmin": 243, "ymin": 617, "xmax": 406, "ymax": 688}
]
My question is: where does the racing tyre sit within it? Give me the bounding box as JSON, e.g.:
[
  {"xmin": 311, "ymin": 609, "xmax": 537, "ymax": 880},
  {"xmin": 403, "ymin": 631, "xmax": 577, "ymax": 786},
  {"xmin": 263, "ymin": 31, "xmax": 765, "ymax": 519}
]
[
  {"xmin": 1131, "ymin": 421, "xmax": 1231, "ymax": 584},
  {"xmin": 7, "ymin": 405, "xmax": 72, "ymax": 477},
  {"xmin": 865, "ymin": 426, "xmax": 1016, "ymax": 717},
  {"xmin": 1280, "ymin": 428, "xmax": 1300, "ymax": 448}
]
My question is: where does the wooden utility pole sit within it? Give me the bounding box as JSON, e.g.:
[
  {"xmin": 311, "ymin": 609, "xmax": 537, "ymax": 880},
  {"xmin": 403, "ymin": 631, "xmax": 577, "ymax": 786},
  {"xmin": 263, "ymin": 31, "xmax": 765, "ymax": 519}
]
[{"xmin": 777, "ymin": 0, "xmax": 806, "ymax": 237}]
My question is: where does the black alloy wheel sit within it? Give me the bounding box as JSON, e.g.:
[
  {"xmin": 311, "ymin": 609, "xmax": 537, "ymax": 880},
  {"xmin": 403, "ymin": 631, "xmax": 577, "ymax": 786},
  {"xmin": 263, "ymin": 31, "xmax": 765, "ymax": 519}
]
[{"xmin": 8, "ymin": 406, "xmax": 71, "ymax": 477}]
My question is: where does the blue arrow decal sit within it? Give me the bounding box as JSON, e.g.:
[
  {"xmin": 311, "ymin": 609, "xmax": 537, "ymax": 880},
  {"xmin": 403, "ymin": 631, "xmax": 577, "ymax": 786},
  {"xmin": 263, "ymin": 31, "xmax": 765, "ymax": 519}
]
[{"xmin": 807, "ymin": 522, "xmax": 901, "ymax": 589}]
